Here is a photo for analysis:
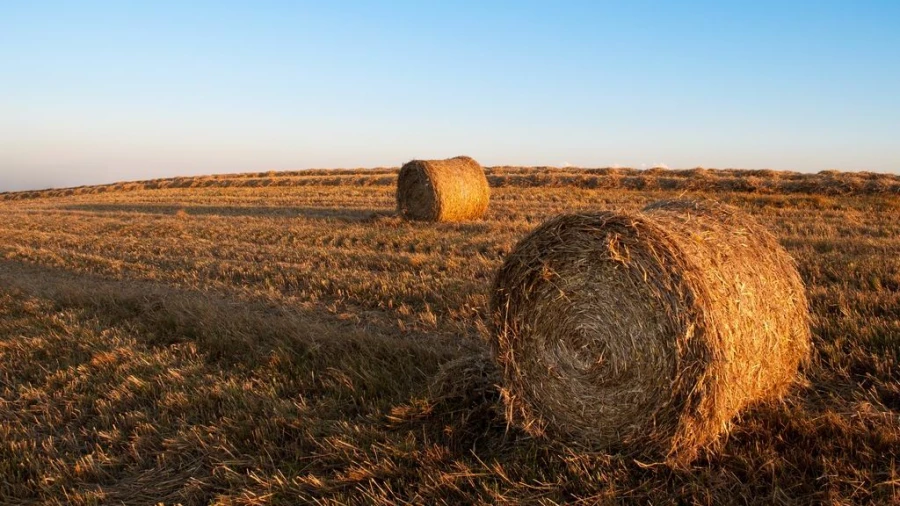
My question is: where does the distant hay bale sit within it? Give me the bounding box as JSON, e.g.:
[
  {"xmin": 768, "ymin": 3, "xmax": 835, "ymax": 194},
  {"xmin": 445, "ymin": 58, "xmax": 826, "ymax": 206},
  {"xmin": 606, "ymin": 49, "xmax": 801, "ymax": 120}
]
[
  {"xmin": 490, "ymin": 199, "xmax": 811, "ymax": 463},
  {"xmin": 396, "ymin": 156, "xmax": 490, "ymax": 222}
]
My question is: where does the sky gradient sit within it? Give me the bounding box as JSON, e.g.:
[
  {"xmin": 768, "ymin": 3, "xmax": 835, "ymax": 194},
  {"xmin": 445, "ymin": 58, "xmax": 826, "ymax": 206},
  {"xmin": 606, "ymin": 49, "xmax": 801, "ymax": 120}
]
[{"xmin": 2, "ymin": 1, "xmax": 899, "ymax": 191}]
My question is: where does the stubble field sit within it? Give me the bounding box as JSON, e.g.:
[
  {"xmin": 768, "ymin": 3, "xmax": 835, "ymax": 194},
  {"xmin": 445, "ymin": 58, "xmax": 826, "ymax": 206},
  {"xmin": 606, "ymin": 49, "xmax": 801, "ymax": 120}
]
[{"xmin": 0, "ymin": 167, "xmax": 898, "ymax": 504}]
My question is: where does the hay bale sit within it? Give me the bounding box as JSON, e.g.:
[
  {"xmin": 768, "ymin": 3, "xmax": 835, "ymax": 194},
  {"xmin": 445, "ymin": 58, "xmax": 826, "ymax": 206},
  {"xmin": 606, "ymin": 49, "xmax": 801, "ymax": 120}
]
[
  {"xmin": 490, "ymin": 199, "xmax": 810, "ymax": 463},
  {"xmin": 396, "ymin": 156, "xmax": 490, "ymax": 222}
]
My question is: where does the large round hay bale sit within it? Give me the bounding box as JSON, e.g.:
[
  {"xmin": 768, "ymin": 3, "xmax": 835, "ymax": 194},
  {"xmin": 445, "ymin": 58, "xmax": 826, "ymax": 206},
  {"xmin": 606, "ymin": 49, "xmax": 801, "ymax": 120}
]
[
  {"xmin": 490, "ymin": 199, "xmax": 810, "ymax": 463},
  {"xmin": 396, "ymin": 156, "xmax": 490, "ymax": 222}
]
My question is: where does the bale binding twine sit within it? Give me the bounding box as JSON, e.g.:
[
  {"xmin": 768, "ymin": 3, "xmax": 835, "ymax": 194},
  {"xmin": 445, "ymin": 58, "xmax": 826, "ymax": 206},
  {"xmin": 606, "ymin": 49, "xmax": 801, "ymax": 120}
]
[{"xmin": 490, "ymin": 199, "xmax": 811, "ymax": 463}]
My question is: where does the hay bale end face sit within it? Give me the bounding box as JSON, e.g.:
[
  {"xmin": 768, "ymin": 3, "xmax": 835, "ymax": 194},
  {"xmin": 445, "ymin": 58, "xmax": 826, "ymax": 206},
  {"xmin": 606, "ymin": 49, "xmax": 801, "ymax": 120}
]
[
  {"xmin": 490, "ymin": 199, "xmax": 811, "ymax": 463},
  {"xmin": 396, "ymin": 156, "xmax": 490, "ymax": 222}
]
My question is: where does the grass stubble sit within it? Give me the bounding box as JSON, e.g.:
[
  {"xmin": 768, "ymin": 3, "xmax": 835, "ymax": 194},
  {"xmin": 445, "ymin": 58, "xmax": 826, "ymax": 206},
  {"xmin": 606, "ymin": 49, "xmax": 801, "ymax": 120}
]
[{"xmin": 0, "ymin": 168, "xmax": 897, "ymax": 504}]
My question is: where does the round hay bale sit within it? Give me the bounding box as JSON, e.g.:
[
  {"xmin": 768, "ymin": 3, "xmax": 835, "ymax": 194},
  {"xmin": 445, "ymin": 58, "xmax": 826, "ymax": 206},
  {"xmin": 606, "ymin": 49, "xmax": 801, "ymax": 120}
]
[
  {"xmin": 490, "ymin": 199, "xmax": 810, "ymax": 463},
  {"xmin": 396, "ymin": 156, "xmax": 490, "ymax": 222}
]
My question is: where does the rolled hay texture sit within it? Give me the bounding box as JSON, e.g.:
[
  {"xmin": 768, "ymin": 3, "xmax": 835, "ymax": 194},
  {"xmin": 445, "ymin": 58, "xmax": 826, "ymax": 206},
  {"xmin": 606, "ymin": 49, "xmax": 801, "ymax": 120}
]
[
  {"xmin": 490, "ymin": 199, "xmax": 810, "ymax": 463},
  {"xmin": 396, "ymin": 156, "xmax": 490, "ymax": 221}
]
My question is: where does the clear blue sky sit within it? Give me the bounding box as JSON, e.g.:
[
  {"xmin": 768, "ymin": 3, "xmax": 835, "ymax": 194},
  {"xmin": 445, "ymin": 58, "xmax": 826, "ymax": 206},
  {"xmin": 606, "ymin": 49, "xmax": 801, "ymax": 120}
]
[{"xmin": 2, "ymin": 1, "xmax": 899, "ymax": 191}]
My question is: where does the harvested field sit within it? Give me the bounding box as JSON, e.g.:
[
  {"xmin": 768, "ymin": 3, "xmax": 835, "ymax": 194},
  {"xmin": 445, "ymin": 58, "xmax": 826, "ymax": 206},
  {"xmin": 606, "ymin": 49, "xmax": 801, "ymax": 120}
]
[{"xmin": 0, "ymin": 168, "xmax": 898, "ymax": 504}]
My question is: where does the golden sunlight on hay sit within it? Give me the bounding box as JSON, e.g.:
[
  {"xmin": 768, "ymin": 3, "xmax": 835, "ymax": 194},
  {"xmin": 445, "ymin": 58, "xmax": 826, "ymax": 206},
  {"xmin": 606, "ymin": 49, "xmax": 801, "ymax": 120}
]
[
  {"xmin": 396, "ymin": 156, "xmax": 490, "ymax": 222},
  {"xmin": 490, "ymin": 199, "xmax": 812, "ymax": 463}
]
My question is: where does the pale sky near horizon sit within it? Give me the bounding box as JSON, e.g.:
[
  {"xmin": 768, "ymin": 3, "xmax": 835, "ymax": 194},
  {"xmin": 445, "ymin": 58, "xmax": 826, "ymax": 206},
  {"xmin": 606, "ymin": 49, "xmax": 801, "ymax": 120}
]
[{"xmin": 2, "ymin": 1, "xmax": 899, "ymax": 192}]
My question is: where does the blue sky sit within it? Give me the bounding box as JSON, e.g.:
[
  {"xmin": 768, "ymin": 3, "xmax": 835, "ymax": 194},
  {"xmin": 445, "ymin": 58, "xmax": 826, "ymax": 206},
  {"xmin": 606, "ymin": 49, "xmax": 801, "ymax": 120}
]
[{"xmin": 2, "ymin": 1, "xmax": 899, "ymax": 191}]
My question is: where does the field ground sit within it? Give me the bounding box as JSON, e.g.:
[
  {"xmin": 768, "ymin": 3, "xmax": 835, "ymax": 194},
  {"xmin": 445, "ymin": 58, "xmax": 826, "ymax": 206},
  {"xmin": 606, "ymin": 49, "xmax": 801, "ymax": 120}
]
[{"xmin": 0, "ymin": 168, "xmax": 898, "ymax": 504}]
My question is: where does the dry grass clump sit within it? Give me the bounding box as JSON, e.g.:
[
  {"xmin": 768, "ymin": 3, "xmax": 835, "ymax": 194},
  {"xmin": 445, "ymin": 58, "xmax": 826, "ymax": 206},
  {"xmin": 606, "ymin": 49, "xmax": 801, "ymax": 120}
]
[
  {"xmin": 395, "ymin": 352, "xmax": 510, "ymax": 452},
  {"xmin": 490, "ymin": 199, "xmax": 812, "ymax": 463},
  {"xmin": 396, "ymin": 156, "xmax": 490, "ymax": 221}
]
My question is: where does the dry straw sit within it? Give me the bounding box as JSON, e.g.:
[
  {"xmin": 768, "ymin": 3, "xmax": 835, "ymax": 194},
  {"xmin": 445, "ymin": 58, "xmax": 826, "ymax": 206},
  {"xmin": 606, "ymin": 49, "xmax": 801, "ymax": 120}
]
[
  {"xmin": 396, "ymin": 156, "xmax": 490, "ymax": 222},
  {"xmin": 490, "ymin": 199, "xmax": 811, "ymax": 463}
]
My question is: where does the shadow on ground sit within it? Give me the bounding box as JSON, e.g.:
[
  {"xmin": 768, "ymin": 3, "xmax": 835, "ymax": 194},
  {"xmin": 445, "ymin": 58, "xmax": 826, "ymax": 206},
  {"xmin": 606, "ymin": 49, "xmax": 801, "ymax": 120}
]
[{"xmin": 61, "ymin": 203, "xmax": 393, "ymax": 221}]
